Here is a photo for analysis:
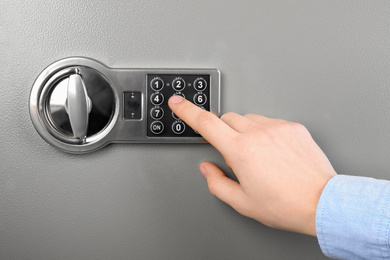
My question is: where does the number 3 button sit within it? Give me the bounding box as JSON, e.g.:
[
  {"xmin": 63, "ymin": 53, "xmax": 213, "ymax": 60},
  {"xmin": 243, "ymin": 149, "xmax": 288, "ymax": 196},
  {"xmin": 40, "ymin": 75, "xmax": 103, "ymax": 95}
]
[
  {"xmin": 194, "ymin": 78, "xmax": 207, "ymax": 91},
  {"xmin": 194, "ymin": 93, "xmax": 207, "ymax": 106}
]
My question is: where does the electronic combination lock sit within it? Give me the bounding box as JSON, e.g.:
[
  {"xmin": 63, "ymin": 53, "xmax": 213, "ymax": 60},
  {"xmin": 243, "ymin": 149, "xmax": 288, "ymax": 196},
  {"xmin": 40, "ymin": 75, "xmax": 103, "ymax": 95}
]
[{"xmin": 29, "ymin": 57, "xmax": 220, "ymax": 153}]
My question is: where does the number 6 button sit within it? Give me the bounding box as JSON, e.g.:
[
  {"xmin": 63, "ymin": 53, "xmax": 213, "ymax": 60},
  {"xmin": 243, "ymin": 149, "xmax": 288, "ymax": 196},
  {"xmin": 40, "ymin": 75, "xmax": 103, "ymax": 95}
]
[{"xmin": 194, "ymin": 92, "xmax": 207, "ymax": 106}]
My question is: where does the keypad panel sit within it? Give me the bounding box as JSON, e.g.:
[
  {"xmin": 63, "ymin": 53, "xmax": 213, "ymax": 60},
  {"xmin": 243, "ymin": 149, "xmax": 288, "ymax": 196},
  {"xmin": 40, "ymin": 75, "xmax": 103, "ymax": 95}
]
[{"xmin": 147, "ymin": 74, "xmax": 210, "ymax": 137}]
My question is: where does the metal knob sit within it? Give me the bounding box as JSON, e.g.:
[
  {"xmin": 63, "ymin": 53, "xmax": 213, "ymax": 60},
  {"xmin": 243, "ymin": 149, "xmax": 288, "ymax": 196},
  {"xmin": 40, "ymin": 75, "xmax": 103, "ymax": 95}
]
[
  {"xmin": 66, "ymin": 71, "xmax": 92, "ymax": 141},
  {"xmin": 30, "ymin": 60, "xmax": 117, "ymax": 153}
]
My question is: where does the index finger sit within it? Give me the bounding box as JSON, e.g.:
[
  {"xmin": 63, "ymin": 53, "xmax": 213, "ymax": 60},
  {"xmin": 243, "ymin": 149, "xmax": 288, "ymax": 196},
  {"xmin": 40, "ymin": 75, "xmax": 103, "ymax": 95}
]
[{"xmin": 168, "ymin": 95, "xmax": 238, "ymax": 153}]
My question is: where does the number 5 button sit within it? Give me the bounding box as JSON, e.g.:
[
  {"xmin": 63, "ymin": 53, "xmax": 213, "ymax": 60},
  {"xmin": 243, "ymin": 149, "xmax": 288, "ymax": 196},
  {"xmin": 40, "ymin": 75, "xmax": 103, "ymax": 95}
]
[{"xmin": 194, "ymin": 92, "xmax": 207, "ymax": 106}]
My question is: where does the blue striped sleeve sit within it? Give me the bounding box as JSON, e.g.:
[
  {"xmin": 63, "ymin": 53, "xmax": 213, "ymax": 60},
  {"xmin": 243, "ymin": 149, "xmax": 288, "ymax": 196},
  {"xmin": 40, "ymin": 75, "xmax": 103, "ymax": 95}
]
[{"xmin": 316, "ymin": 175, "xmax": 390, "ymax": 260}]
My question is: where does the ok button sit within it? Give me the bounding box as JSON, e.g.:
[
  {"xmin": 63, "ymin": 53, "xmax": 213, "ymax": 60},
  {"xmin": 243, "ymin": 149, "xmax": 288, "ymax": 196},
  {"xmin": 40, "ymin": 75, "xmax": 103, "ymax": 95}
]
[{"xmin": 150, "ymin": 121, "xmax": 164, "ymax": 134}]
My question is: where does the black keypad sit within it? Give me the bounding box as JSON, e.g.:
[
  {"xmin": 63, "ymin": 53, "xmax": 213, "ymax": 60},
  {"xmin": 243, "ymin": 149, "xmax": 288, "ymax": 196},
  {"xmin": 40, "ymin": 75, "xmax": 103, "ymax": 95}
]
[{"xmin": 147, "ymin": 74, "xmax": 210, "ymax": 137}]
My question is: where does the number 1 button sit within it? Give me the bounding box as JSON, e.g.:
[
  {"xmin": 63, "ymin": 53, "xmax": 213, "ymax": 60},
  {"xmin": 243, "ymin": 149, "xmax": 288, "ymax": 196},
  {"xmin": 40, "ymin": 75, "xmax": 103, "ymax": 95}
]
[{"xmin": 150, "ymin": 77, "xmax": 164, "ymax": 91}]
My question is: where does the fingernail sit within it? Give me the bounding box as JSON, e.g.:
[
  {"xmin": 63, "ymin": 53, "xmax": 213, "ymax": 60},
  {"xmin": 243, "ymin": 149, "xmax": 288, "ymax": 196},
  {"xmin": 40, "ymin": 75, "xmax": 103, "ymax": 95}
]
[
  {"xmin": 199, "ymin": 165, "xmax": 207, "ymax": 179},
  {"xmin": 170, "ymin": 95, "xmax": 183, "ymax": 104}
]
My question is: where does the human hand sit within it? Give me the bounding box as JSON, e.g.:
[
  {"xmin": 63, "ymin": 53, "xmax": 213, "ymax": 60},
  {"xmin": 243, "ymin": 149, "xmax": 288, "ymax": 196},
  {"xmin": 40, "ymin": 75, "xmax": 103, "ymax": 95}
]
[{"xmin": 168, "ymin": 96, "xmax": 337, "ymax": 236}]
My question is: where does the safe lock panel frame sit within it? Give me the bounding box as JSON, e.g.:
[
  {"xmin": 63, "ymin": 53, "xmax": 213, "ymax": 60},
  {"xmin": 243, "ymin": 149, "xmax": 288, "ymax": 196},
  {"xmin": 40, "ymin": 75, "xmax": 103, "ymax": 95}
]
[{"xmin": 29, "ymin": 57, "xmax": 221, "ymax": 153}]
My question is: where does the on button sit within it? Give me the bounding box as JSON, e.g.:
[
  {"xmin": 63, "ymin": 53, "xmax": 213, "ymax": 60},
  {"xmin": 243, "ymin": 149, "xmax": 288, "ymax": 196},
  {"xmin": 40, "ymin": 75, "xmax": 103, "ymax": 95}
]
[{"xmin": 150, "ymin": 121, "xmax": 164, "ymax": 134}]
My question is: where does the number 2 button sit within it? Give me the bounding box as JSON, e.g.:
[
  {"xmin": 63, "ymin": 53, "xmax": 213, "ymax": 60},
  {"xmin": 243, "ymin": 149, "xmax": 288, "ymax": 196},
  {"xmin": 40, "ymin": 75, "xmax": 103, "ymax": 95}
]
[{"xmin": 172, "ymin": 77, "xmax": 185, "ymax": 91}]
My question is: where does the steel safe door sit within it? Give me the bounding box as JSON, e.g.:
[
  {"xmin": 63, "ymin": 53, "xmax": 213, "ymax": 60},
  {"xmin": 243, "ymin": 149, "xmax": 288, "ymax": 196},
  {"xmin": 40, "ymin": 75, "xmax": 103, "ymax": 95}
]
[{"xmin": 2, "ymin": 1, "xmax": 390, "ymax": 259}]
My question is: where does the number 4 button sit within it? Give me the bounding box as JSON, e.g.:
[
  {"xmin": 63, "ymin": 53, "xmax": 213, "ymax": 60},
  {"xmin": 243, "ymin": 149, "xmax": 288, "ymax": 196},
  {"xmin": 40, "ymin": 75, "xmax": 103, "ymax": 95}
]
[{"xmin": 150, "ymin": 92, "xmax": 164, "ymax": 105}]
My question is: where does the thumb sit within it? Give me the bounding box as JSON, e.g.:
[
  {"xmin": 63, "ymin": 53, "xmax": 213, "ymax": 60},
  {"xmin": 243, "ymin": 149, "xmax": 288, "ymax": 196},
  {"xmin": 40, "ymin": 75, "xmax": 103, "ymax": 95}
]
[{"xmin": 200, "ymin": 162, "xmax": 246, "ymax": 211}]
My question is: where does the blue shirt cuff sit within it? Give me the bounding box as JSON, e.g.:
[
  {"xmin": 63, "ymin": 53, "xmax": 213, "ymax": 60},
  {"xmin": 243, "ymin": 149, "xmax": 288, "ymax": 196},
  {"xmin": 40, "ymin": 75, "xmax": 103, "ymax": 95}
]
[{"xmin": 316, "ymin": 175, "xmax": 390, "ymax": 259}]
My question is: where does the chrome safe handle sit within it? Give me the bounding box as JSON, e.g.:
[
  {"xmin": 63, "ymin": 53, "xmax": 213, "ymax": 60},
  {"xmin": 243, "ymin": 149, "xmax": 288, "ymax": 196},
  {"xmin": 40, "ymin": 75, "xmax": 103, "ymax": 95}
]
[{"xmin": 66, "ymin": 70, "xmax": 92, "ymax": 141}]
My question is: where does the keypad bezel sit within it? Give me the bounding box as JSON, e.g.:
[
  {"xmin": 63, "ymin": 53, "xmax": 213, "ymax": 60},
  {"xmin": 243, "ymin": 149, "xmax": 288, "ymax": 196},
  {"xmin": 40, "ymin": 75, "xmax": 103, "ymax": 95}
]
[{"xmin": 147, "ymin": 74, "xmax": 210, "ymax": 138}]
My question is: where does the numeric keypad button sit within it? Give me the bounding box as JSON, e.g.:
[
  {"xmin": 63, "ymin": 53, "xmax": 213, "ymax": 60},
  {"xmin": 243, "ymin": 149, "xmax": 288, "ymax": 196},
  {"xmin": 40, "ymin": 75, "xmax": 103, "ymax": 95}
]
[
  {"xmin": 150, "ymin": 92, "xmax": 164, "ymax": 105},
  {"xmin": 150, "ymin": 77, "xmax": 164, "ymax": 91},
  {"xmin": 173, "ymin": 93, "xmax": 185, "ymax": 99},
  {"xmin": 150, "ymin": 107, "xmax": 164, "ymax": 120},
  {"xmin": 150, "ymin": 121, "xmax": 164, "ymax": 134},
  {"xmin": 194, "ymin": 92, "xmax": 207, "ymax": 106},
  {"xmin": 172, "ymin": 77, "xmax": 186, "ymax": 91},
  {"xmin": 172, "ymin": 121, "xmax": 185, "ymax": 134},
  {"xmin": 172, "ymin": 111, "xmax": 179, "ymax": 120},
  {"xmin": 194, "ymin": 78, "xmax": 207, "ymax": 91}
]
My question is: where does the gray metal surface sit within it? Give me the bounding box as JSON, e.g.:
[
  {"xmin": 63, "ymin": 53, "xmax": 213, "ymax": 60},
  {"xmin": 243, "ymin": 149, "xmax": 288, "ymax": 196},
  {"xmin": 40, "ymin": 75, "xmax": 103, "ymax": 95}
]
[{"xmin": 1, "ymin": 0, "xmax": 389, "ymax": 259}]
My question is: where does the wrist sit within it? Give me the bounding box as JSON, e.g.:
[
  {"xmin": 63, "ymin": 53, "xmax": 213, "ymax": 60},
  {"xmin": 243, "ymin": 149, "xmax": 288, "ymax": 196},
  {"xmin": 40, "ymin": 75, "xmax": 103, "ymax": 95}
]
[{"xmin": 304, "ymin": 175, "xmax": 335, "ymax": 236}]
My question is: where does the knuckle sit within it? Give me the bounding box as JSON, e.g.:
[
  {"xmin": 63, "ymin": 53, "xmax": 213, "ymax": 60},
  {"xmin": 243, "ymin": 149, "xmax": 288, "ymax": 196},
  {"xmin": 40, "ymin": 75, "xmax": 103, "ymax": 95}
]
[
  {"xmin": 231, "ymin": 138, "xmax": 253, "ymax": 162},
  {"xmin": 244, "ymin": 113, "xmax": 255, "ymax": 118},
  {"xmin": 267, "ymin": 121, "xmax": 310, "ymax": 139},
  {"xmin": 220, "ymin": 112, "xmax": 236, "ymax": 121},
  {"xmin": 197, "ymin": 111, "xmax": 215, "ymax": 127},
  {"xmin": 290, "ymin": 121, "xmax": 305, "ymax": 129},
  {"xmin": 208, "ymin": 182, "xmax": 219, "ymax": 197},
  {"xmin": 230, "ymin": 203, "xmax": 244, "ymax": 215},
  {"xmin": 289, "ymin": 121, "xmax": 309, "ymax": 134}
]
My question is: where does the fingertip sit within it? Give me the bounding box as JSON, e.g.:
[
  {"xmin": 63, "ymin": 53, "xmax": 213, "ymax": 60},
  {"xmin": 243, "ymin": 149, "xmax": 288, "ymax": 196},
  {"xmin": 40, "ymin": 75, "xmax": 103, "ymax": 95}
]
[
  {"xmin": 200, "ymin": 162, "xmax": 218, "ymax": 179},
  {"xmin": 169, "ymin": 95, "xmax": 184, "ymax": 104},
  {"xmin": 200, "ymin": 163, "xmax": 244, "ymax": 209},
  {"xmin": 199, "ymin": 163, "xmax": 207, "ymax": 179}
]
